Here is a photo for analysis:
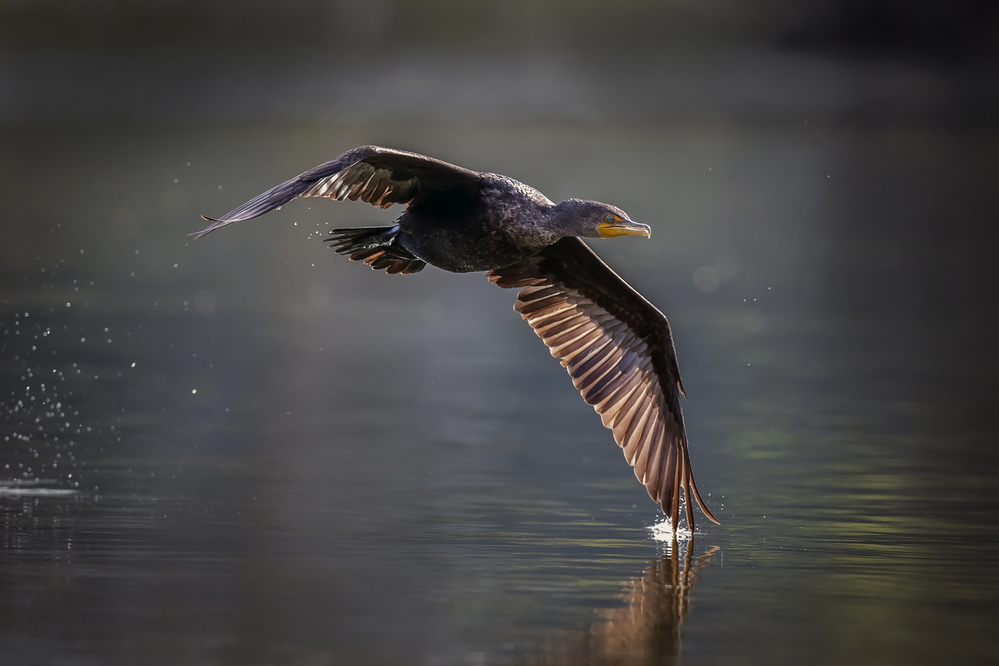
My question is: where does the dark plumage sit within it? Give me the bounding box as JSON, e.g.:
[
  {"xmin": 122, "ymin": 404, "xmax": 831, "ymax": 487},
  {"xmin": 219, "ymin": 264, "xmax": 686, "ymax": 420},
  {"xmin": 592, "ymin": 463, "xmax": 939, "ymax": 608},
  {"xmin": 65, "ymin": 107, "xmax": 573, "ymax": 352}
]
[{"xmin": 194, "ymin": 145, "xmax": 718, "ymax": 532}]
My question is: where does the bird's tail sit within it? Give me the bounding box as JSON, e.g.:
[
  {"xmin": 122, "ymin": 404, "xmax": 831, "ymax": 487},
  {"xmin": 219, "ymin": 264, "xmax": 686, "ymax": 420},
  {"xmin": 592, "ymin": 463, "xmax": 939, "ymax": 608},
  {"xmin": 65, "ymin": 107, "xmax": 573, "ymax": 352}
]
[{"xmin": 325, "ymin": 225, "xmax": 426, "ymax": 275}]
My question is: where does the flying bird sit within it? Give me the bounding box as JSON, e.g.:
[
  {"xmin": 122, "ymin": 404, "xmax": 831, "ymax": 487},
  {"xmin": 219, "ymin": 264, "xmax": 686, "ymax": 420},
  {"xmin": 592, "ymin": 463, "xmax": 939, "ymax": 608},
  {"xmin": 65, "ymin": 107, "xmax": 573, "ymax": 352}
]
[{"xmin": 194, "ymin": 145, "xmax": 718, "ymax": 532}]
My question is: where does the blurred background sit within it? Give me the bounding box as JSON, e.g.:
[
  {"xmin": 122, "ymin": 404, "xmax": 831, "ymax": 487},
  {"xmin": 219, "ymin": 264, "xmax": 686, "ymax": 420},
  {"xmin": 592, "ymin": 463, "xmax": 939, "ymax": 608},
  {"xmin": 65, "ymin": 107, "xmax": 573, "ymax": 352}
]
[{"xmin": 2, "ymin": 1, "xmax": 998, "ymax": 665}]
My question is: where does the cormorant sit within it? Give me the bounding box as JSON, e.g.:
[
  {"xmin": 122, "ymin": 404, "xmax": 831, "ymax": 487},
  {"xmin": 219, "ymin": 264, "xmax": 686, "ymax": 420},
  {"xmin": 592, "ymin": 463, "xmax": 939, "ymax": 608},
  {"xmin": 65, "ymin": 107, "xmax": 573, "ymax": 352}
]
[{"xmin": 194, "ymin": 145, "xmax": 718, "ymax": 532}]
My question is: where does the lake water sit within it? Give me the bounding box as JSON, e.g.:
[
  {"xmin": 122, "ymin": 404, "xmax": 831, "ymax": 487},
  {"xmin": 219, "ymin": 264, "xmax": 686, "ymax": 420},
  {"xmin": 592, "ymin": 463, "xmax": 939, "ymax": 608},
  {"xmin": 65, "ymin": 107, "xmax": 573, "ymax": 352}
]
[{"xmin": 2, "ymin": 119, "xmax": 997, "ymax": 665}]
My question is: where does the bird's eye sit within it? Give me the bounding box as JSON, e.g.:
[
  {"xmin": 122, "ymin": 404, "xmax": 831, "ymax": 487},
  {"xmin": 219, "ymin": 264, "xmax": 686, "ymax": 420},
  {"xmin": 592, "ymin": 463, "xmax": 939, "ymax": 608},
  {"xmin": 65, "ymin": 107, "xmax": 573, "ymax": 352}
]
[{"xmin": 605, "ymin": 214, "xmax": 616, "ymax": 223}]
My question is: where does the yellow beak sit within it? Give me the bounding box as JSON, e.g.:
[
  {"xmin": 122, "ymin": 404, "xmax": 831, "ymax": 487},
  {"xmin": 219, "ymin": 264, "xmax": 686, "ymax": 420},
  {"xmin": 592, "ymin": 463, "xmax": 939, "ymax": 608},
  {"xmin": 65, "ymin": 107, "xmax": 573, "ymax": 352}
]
[{"xmin": 598, "ymin": 219, "xmax": 652, "ymax": 239}]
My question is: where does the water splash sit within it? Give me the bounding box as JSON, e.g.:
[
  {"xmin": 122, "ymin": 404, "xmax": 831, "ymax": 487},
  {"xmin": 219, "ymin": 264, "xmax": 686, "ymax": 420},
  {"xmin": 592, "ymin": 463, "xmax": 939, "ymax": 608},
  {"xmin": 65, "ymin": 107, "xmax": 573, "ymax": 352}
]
[{"xmin": 649, "ymin": 519, "xmax": 693, "ymax": 542}]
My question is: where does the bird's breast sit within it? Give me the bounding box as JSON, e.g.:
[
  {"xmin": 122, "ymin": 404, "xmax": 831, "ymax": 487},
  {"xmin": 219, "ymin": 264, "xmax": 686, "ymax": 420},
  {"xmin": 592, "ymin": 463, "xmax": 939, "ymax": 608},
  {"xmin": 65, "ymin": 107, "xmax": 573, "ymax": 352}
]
[
  {"xmin": 398, "ymin": 220, "xmax": 535, "ymax": 273},
  {"xmin": 397, "ymin": 181, "xmax": 554, "ymax": 273}
]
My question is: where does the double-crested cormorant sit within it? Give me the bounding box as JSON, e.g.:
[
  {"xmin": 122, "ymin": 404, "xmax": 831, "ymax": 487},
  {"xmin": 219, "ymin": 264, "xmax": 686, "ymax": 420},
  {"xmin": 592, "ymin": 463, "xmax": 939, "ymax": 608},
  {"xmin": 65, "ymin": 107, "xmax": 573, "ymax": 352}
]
[{"xmin": 194, "ymin": 145, "xmax": 718, "ymax": 532}]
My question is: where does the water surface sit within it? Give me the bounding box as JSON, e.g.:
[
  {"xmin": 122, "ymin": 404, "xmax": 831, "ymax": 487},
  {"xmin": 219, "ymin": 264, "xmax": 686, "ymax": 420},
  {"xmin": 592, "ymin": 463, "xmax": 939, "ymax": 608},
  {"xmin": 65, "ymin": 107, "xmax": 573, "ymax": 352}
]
[{"xmin": 2, "ymin": 120, "xmax": 997, "ymax": 665}]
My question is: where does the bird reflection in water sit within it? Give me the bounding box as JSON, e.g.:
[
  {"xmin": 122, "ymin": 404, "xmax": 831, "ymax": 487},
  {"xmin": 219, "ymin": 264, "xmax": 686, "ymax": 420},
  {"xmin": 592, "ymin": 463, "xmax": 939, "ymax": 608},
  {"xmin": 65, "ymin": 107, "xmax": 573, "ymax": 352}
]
[{"xmin": 525, "ymin": 539, "xmax": 720, "ymax": 666}]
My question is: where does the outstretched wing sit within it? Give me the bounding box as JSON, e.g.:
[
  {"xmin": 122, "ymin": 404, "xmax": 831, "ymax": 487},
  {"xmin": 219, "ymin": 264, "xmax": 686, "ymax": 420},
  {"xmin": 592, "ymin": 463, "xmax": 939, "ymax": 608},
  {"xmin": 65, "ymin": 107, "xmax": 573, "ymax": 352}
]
[
  {"xmin": 488, "ymin": 237, "xmax": 718, "ymax": 532},
  {"xmin": 192, "ymin": 145, "xmax": 482, "ymax": 241}
]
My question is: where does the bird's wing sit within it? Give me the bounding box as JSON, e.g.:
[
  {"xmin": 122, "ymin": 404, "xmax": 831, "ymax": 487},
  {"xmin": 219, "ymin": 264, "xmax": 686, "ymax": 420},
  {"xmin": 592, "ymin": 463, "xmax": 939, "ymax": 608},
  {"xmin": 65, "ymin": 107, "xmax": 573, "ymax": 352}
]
[
  {"xmin": 488, "ymin": 237, "xmax": 718, "ymax": 532},
  {"xmin": 192, "ymin": 145, "xmax": 482, "ymax": 241}
]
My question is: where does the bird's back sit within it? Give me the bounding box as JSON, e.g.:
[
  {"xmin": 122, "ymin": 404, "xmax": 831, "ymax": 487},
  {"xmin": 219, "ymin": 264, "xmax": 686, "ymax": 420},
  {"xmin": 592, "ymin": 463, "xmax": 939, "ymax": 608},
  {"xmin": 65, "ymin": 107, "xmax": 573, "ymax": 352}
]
[{"xmin": 398, "ymin": 173, "xmax": 557, "ymax": 273}]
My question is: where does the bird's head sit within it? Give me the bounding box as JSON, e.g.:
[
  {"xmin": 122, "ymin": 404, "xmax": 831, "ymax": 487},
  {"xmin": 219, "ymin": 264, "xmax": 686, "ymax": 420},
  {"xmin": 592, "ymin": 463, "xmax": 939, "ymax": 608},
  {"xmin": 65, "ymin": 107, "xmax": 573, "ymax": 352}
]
[{"xmin": 555, "ymin": 199, "xmax": 652, "ymax": 240}]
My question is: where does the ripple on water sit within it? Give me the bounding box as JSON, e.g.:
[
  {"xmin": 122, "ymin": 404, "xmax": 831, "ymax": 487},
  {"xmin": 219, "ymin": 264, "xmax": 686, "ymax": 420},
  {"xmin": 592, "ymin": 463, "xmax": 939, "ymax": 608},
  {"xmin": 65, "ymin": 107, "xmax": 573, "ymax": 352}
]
[{"xmin": 0, "ymin": 480, "xmax": 78, "ymax": 497}]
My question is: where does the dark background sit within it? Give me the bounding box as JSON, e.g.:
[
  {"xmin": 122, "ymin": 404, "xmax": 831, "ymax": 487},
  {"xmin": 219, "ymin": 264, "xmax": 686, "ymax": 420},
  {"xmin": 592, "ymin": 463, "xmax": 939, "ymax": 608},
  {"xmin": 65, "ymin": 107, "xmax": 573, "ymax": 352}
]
[{"xmin": 2, "ymin": 2, "xmax": 998, "ymax": 665}]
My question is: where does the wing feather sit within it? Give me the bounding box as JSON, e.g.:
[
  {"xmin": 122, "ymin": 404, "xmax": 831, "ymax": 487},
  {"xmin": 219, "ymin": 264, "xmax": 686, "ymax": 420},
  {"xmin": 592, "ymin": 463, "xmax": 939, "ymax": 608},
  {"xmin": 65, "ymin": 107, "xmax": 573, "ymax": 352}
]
[
  {"xmin": 192, "ymin": 145, "xmax": 482, "ymax": 241},
  {"xmin": 488, "ymin": 237, "xmax": 718, "ymax": 532}
]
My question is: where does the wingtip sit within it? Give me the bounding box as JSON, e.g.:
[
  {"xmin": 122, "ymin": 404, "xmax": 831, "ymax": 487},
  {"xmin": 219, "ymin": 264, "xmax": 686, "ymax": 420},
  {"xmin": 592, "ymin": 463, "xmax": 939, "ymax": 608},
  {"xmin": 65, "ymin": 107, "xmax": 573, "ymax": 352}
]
[
  {"xmin": 188, "ymin": 215, "xmax": 234, "ymax": 243},
  {"xmin": 690, "ymin": 479, "xmax": 721, "ymax": 526},
  {"xmin": 700, "ymin": 503, "xmax": 722, "ymax": 525}
]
